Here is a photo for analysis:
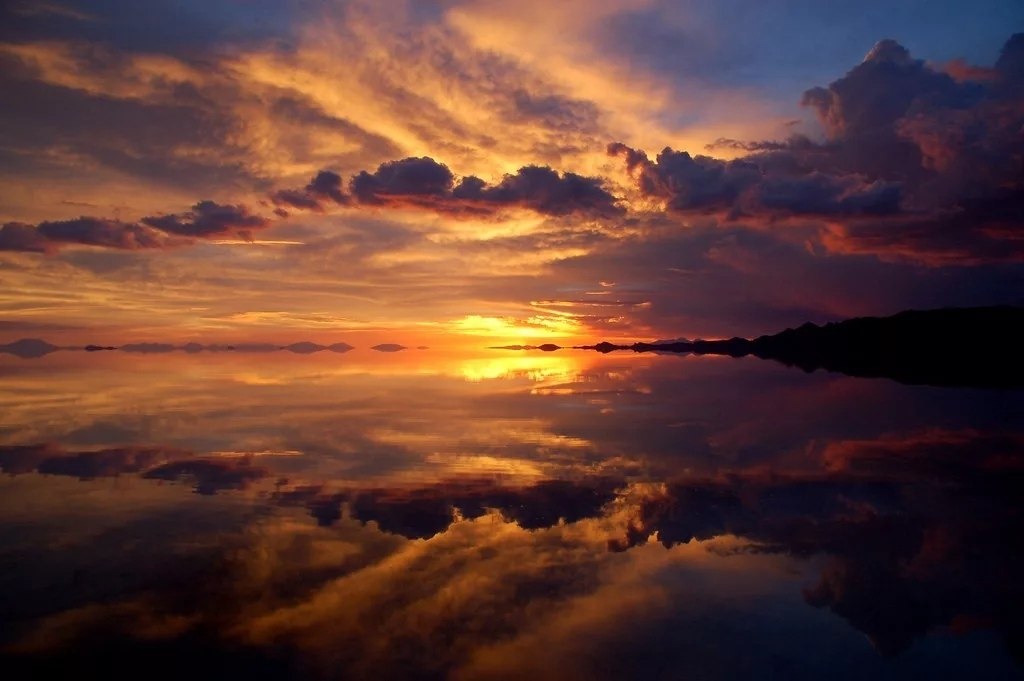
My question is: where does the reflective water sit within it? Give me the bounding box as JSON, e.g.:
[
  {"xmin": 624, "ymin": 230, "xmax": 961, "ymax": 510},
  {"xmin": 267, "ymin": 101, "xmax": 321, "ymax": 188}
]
[{"xmin": 1, "ymin": 349, "xmax": 1022, "ymax": 680}]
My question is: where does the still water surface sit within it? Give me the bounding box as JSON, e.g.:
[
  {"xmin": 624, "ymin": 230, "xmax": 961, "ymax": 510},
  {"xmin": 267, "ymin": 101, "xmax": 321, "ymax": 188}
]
[{"xmin": 1, "ymin": 348, "xmax": 1022, "ymax": 679}]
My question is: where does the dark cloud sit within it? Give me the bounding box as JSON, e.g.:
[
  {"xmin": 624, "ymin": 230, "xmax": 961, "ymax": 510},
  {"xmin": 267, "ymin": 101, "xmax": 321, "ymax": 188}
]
[
  {"xmin": 613, "ymin": 430, "xmax": 1024, "ymax": 657},
  {"xmin": 824, "ymin": 190, "xmax": 1024, "ymax": 266},
  {"xmin": 0, "ymin": 222, "xmax": 48, "ymax": 253},
  {"xmin": 0, "ymin": 442, "xmax": 63, "ymax": 475},
  {"xmin": 0, "ymin": 217, "xmax": 170, "ymax": 253},
  {"xmin": 344, "ymin": 157, "xmax": 621, "ymax": 217},
  {"xmin": 276, "ymin": 477, "xmax": 623, "ymax": 539},
  {"xmin": 612, "ymin": 34, "xmax": 1024, "ymax": 265},
  {"xmin": 801, "ymin": 38, "xmax": 977, "ymax": 142},
  {"xmin": 36, "ymin": 447, "xmax": 180, "ymax": 479},
  {"xmin": 141, "ymin": 201, "xmax": 269, "ymax": 239},
  {"xmin": 608, "ymin": 143, "xmax": 902, "ymax": 218},
  {"xmin": 270, "ymin": 170, "xmax": 349, "ymax": 213},
  {"xmin": 142, "ymin": 458, "xmax": 269, "ymax": 495},
  {"xmin": 0, "ymin": 442, "xmax": 270, "ymax": 495},
  {"xmin": 453, "ymin": 165, "xmax": 622, "ymax": 217},
  {"xmin": 1, "ymin": 202, "xmax": 271, "ymax": 253},
  {"xmin": 609, "ymin": 143, "xmax": 761, "ymax": 214},
  {"xmin": 754, "ymin": 172, "xmax": 901, "ymax": 216},
  {"xmin": 0, "ymin": 443, "xmax": 187, "ymax": 478},
  {"xmin": 350, "ymin": 157, "xmax": 455, "ymax": 205}
]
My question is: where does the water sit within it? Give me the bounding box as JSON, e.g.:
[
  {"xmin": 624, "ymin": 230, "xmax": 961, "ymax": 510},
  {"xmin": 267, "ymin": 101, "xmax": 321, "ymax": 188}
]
[{"xmin": 1, "ymin": 348, "xmax": 1022, "ymax": 680}]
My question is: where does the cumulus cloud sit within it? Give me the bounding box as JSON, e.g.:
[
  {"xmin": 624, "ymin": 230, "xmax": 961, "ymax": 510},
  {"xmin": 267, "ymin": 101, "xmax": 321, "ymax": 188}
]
[
  {"xmin": 611, "ymin": 429, "xmax": 1024, "ymax": 656},
  {"xmin": 276, "ymin": 477, "xmax": 623, "ymax": 539},
  {"xmin": 143, "ymin": 458, "xmax": 269, "ymax": 495},
  {"xmin": 0, "ymin": 217, "xmax": 170, "ymax": 253},
  {"xmin": 274, "ymin": 156, "xmax": 623, "ymax": 218},
  {"xmin": 1, "ymin": 202, "xmax": 272, "ymax": 253},
  {"xmin": 270, "ymin": 170, "xmax": 349, "ymax": 213},
  {"xmin": 608, "ymin": 142, "xmax": 902, "ymax": 218},
  {"xmin": 453, "ymin": 165, "xmax": 622, "ymax": 217},
  {"xmin": 612, "ymin": 34, "xmax": 1024, "ymax": 265},
  {"xmin": 0, "ymin": 442, "xmax": 268, "ymax": 495},
  {"xmin": 0, "ymin": 442, "xmax": 188, "ymax": 478},
  {"xmin": 141, "ymin": 201, "xmax": 269, "ymax": 239},
  {"xmin": 350, "ymin": 156, "xmax": 622, "ymax": 217}
]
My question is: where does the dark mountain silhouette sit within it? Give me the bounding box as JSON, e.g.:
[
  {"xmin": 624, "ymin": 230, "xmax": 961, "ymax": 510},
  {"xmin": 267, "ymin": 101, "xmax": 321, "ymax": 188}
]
[
  {"xmin": 283, "ymin": 342, "xmax": 325, "ymax": 354},
  {"xmin": 574, "ymin": 307, "xmax": 1024, "ymax": 388},
  {"xmin": 121, "ymin": 343, "xmax": 176, "ymax": 353},
  {"xmin": 83, "ymin": 344, "xmax": 116, "ymax": 352},
  {"xmin": 371, "ymin": 343, "xmax": 406, "ymax": 352},
  {"xmin": 222, "ymin": 343, "xmax": 278, "ymax": 352},
  {"xmin": 0, "ymin": 338, "xmax": 59, "ymax": 358},
  {"xmin": 0, "ymin": 340, "xmax": 364, "ymax": 355}
]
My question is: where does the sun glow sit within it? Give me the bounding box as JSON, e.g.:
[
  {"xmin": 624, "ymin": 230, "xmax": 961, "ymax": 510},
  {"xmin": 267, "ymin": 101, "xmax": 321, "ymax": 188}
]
[{"xmin": 449, "ymin": 314, "xmax": 583, "ymax": 341}]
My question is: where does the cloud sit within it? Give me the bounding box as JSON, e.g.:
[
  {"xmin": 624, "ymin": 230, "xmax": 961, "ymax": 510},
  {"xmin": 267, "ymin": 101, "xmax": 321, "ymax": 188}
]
[
  {"xmin": 452, "ymin": 165, "xmax": 622, "ymax": 217},
  {"xmin": 608, "ymin": 142, "xmax": 903, "ymax": 218},
  {"xmin": 350, "ymin": 156, "xmax": 456, "ymax": 205},
  {"xmin": 611, "ymin": 34, "xmax": 1024, "ymax": 265},
  {"xmin": 36, "ymin": 447, "xmax": 180, "ymax": 479},
  {"xmin": 0, "ymin": 442, "xmax": 268, "ymax": 495},
  {"xmin": 822, "ymin": 190, "xmax": 1024, "ymax": 266},
  {"xmin": 0, "ymin": 222, "xmax": 48, "ymax": 253},
  {"xmin": 141, "ymin": 201, "xmax": 269, "ymax": 239},
  {"xmin": 276, "ymin": 156, "xmax": 623, "ymax": 218},
  {"xmin": 0, "ymin": 442, "xmax": 188, "ymax": 478},
  {"xmin": 612, "ymin": 428, "xmax": 1024, "ymax": 656},
  {"xmin": 270, "ymin": 170, "xmax": 349, "ymax": 213},
  {"xmin": 1, "ymin": 202, "xmax": 272, "ymax": 253},
  {"xmin": 142, "ymin": 458, "xmax": 269, "ymax": 495},
  {"xmin": 0, "ymin": 217, "xmax": 170, "ymax": 253},
  {"xmin": 276, "ymin": 477, "xmax": 623, "ymax": 539}
]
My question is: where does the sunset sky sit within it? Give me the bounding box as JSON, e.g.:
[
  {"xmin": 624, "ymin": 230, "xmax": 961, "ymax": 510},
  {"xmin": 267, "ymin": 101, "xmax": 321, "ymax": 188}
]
[{"xmin": 1, "ymin": 0, "xmax": 1022, "ymax": 345}]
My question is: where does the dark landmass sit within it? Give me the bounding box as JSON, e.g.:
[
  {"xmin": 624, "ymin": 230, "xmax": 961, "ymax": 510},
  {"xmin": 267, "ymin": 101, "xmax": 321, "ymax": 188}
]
[
  {"xmin": 488, "ymin": 343, "xmax": 560, "ymax": 352},
  {"xmin": 222, "ymin": 343, "xmax": 278, "ymax": 352},
  {"xmin": 0, "ymin": 340, "xmax": 369, "ymax": 356},
  {"xmin": 0, "ymin": 338, "xmax": 59, "ymax": 359},
  {"xmin": 283, "ymin": 341, "xmax": 325, "ymax": 354},
  {"xmin": 121, "ymin": 343, "xmax": 177, "ymax": 353},
  {"xmin": 510, "ymin": 307, "xmax": 1024, "ymax": 388},
  {"xmin": 371, "ymin": 343, "xmax": 407, "ymax": 352},
  {"xmin": 82, "ymin": 344, "xmax": 117, "ymax": 352}
]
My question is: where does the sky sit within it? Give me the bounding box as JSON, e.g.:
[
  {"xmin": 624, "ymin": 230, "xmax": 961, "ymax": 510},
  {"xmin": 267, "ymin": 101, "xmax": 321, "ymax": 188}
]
[{"xmin": 0, "ymin": 0, "xmax": 1022, "ymax": 345}]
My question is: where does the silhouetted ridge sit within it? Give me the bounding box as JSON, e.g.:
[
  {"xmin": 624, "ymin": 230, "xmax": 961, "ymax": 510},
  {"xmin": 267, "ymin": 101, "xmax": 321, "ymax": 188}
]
[
  {"xmin": 0, "ymin": 340, "xmax": 368, "ymax": 355},
  {"xmin": 573, "ymin": 307, "xmax": 1024, "ymax": 388},
  {"xmin": 0, "ymin": 338, "xmax": 59, "ymax": 358}
]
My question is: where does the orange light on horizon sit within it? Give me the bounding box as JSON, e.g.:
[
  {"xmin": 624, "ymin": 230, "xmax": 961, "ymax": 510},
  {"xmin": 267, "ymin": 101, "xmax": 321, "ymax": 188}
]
[{"xmin": 448, "ymin": 314, "xmax": 584, "ymax": 343}]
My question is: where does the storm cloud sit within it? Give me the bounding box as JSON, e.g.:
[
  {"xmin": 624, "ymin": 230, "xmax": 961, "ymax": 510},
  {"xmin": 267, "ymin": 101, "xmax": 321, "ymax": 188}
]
[{"xmin": 611, "ymin": 34, "xmax": 1024, "ymax": 264}]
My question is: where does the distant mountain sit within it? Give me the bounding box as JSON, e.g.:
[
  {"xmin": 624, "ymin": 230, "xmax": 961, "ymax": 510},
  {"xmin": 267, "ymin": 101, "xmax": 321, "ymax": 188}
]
[
  {"xmin": 0, "ymin": 338, "xmax": 59, "ymax": 359},
  {"xmin": 1, "ymin": 339, "xmax": 360, "ymax": 356},
  {"xmin": 284, "ymin": 342, "xmax": 326, "ymax": 354},
  {"xmin": 224, "ymin": 343, "xmax": 279, "ymax": 352},
  {"xmin": 371, "ymin": 344, "xmax": 407, "ymax": 352},
  {"xmin": 121, "ymin": 343, "xmax": 176, "ymax": 353},
  {"xmin": 580, "ymin": 306, "xmax": 1024, "ymax": 388},
  {"xmin": 651, "ymin": 337, "xmax": 693, "ymax": 345}
]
